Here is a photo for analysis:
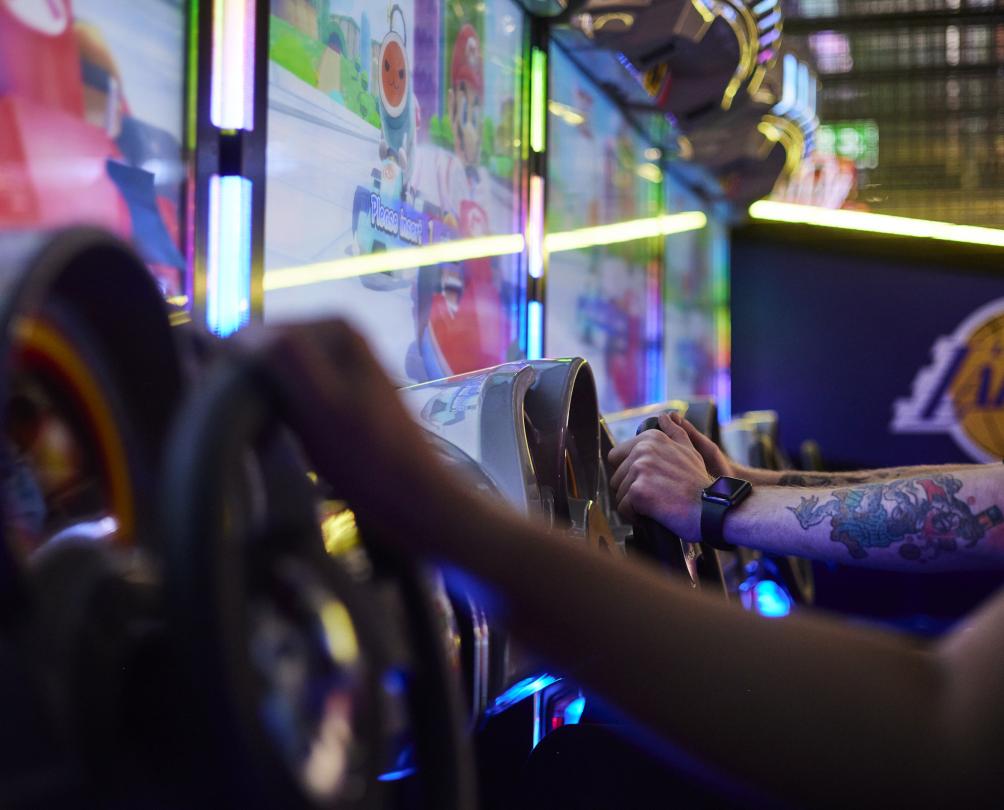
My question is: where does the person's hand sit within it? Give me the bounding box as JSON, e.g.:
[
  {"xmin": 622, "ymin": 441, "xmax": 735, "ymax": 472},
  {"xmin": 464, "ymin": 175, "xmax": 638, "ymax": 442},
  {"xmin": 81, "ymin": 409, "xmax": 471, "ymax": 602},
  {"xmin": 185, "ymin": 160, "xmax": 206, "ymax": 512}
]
[
  {"xmin": 239, "ymin": 319, "xmax": 443, "ymax": 519},
  {"xmin": 671, "ymin": 412, "xmax": 737, "ymax": 479},
  {"xmin": 607, "ymin": 413, "xmax": 714, "ymax": 540}
]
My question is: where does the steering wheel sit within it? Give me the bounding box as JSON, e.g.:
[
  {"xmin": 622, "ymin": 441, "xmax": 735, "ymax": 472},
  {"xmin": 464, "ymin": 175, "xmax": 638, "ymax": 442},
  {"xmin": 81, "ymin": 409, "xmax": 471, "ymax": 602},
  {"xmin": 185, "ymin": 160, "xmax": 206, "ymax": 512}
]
[
  {"xmin": 523, "ymin": 359, "xmax": 621, "ymax": 556},
  {"xmin": 630, "ymin": 416, "xmax": 726, "ymax": 591},
  {"xmin": 160, "ymin": 353, "xmax": 476, "ymax": 810},
  {"xmin": 0, "ymin": 228, "xmax": 187, "ymax": 803}
]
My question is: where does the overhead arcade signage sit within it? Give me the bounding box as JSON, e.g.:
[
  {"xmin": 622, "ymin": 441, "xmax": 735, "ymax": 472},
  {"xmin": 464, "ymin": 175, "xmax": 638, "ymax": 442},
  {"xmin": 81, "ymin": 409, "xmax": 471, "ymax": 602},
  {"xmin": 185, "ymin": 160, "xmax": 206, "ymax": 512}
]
[{"xmin": 893, "ymin": 298, "xmax": 1004, "ymax": 462}]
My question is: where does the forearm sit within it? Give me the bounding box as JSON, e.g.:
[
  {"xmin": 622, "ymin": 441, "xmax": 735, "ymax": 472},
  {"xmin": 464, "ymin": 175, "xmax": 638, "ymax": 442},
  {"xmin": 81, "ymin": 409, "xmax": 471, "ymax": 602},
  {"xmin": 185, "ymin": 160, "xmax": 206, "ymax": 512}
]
[
  {"xmin": 725, "ymin": 465, "xmax": 1004, "ymax": 571},
  {"xmin": 736, "ymin": 463, "xmax": 981, "ymax": 487},
  {"xmin": 363, "ymin": 475, "xmax": 994, "ymax": 806}
]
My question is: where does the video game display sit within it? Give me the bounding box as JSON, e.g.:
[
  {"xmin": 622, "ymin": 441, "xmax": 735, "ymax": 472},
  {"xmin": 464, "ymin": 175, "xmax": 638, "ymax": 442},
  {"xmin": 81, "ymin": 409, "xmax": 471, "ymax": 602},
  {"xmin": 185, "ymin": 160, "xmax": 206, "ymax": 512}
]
[
  {"xmin": 264, "ymin": 0, "xmax": 526, "ymax": 384},
  {"xmin": 0, "ymin": 0, "xmax": 189, "ymax": 298},
  {"xmin": 544, "ymin": 45, "xmax": 662, "ymax": 414},
  {"xmin": 664, "ymin": 180, "xmax": 723, "ymax": 399}
]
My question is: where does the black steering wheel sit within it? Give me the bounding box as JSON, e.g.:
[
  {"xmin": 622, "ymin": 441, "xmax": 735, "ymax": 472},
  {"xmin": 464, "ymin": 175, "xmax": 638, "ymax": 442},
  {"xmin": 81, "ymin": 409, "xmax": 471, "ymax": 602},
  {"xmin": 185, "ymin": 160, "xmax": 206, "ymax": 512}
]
[
  {"xmin": 160, "ymin": 353, "xmax": 476, "ymax": 810},
  {"xmin": 630, "ymin": 416, "xmax": 726, "ymax": 592}
]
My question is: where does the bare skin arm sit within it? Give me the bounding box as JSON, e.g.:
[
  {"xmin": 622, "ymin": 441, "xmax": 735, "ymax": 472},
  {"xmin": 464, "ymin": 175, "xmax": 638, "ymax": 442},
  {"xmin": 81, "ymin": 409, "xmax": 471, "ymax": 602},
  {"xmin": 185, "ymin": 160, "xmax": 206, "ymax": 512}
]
[
  {"xmin": 254, "ymin": 321, "xmax": 1003, "ymax": 808},
  {"xmin": 758, "ymin": 464, "xmax": 980, "ymax": 487},
  {"xmin": 609, "ymin": 415, "xmax": 1004, "ymax": 572}
]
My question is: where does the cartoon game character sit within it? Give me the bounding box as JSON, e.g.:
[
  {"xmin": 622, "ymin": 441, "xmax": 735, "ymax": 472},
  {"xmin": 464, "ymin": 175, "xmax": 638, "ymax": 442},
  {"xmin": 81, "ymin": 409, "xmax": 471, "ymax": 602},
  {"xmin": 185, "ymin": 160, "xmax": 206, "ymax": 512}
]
[
  {"xmin": 448, "ymin": 23, "xmax": 483, "ymax": 176},
  {"xmin": 0, "ymin": 0, "xmax": 186, "ymax": 296},
  {"xmin": 607, "ymin": 289, "xmax": 645, "ymax": 409},
  {"xmin": 412, "ymin": 199, "xmax": 508, "ymax": 379},
  {"xmin": 376, "ymin": 5, "xmax": 416, "ymax": 191}
]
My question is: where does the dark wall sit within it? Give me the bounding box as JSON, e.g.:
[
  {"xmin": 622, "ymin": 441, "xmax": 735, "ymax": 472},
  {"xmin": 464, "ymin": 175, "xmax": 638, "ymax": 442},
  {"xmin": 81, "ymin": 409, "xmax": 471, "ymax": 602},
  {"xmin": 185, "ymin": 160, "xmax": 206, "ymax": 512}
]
[{"xmin": 731, "ymin": 226, "xmax": 1004, "ymax": 469}]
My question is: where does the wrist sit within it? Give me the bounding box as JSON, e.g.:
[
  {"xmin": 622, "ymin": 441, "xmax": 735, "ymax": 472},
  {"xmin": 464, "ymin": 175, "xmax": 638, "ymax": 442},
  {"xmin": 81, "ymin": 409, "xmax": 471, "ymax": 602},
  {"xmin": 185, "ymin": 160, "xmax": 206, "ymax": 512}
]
[{"xmin": 700, "ymin": 476, "xmax": 753, "ymax": 550}]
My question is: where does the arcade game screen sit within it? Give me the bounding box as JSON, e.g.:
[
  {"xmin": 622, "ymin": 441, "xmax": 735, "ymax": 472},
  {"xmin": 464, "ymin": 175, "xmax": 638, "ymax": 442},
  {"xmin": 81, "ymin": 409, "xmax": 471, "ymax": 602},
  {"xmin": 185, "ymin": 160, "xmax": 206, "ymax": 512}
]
[
  {"xmin": 0, "ymin": 0, "xmax": 189, "ymax": 298},
  {"xmin": 264, "ymin": 0, "xmax": 526, "ymax": 384},
  {"xmin": 545, "ymin": 45, "xmax": 662, "ymax": 414},
  {"xmin": 663, "ymin": 181, "xmax": 726, "ymax": 400}
]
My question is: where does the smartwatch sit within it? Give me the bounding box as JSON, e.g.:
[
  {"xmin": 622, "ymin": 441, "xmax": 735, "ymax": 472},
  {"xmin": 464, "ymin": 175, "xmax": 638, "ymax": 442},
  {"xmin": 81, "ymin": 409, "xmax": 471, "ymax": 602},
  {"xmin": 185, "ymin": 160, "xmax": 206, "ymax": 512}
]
[{"xmin": 701, "ymin": 476, "xmax": 752, "ymax": 551}]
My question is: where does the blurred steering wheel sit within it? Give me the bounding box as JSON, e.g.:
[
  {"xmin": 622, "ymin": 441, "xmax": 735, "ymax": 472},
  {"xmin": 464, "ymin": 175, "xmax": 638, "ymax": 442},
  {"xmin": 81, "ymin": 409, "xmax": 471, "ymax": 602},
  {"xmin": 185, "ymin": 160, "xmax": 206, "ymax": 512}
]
[{"xmin": 160, "ymin": 353, "xmax": 476, "ymax": 810}]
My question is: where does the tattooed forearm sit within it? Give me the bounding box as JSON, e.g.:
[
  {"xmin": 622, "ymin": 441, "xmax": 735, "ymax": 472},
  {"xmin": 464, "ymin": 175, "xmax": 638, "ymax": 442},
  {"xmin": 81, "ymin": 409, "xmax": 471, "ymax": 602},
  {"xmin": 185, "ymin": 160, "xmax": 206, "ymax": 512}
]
[
  {"xmin": 780, "ymin": 472, "xmax": 877, "ymax": 487},
  {"xmin": 786, "ymin": 474, "xmax": 1003, "ymax": 563},
  {"xmin": 778, "ymin": 465, "xmax": 973, "ymax": 488}
]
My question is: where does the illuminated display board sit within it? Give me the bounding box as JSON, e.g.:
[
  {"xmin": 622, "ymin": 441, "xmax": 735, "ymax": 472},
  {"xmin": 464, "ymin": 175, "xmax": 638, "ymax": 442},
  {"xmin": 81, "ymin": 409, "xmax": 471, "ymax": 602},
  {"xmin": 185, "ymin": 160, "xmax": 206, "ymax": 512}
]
[
  {"xmin": 264, "ymin": 0, "xmax": 526, "ymax": 383},
  {"xmin": 816, "ymin": 120, "xmax": 879, "ymax": 170},
  {"xmin": 0, "ymin": 0, "xmax": 188, "ymax": 298},
  {"xmin": 544, "ymin": 45, "xmax": 663, "ymax": 414},
  {"xmin": 665, "ymin": 180, "xmax": 729, "ymax": 408}
]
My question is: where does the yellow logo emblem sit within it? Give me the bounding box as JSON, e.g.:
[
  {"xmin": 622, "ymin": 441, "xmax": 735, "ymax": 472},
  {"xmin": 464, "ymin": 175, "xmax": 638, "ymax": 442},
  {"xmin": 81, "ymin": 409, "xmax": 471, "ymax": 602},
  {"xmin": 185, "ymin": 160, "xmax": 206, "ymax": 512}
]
[{"xmin": 893, "ymin": 299, "xmax": 1004, "ymax": 461}]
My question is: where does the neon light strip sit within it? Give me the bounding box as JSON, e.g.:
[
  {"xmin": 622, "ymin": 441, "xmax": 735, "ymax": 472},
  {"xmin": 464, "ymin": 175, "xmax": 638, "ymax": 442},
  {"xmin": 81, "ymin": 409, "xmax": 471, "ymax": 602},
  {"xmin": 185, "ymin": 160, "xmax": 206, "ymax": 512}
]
[
  {"xmin": 186, "ymin": 0, "xmax": 199, "ymax": 149},
  {"xmin": 709, "ymin": 219, "xmax": 731, "ymax": 422},
  {"xmin": 748, "ymin": 201, "xmax": 1004, "ymax": 247},
  {"xmin": 532, "ymin": 692, "xmax": 544, "ymax": 749},
  {"xmin": 758, "ymin": 28, "xmax": 781, "ymax": 50},
  {"xmin": 752, "ymin": 0, "xmax": 777, "ymax": 14},
  {"xmin": 691, "ymin": 0, "xmax": 716, "ymax": 25},
  {"xmin": 527, "ymin": 176, "xmax": 545, "ymax": 279},
  {"xmin": 211, "ymin": 0, "xmax": 255, "ymax": 129},
  {"xmin": 207, "ymin": 175, "xmax": 252, "ymax": 335},
  {"xmin": 530, "ymin": 48, "xmax": 547, "ymax": 153},
  {"xmin": 563, "ymin": 695, "xmax": 587, "ymax": 726},
  {"xmin": 263, "ymin": 212, "xmax": 707, "ymax": 293},
  {"xmin": 265, "ymin": 234, "xmax": 526, "ymax": 291},
  {"xmin": 527, "ymin": 300, "xmax": 544, "ymax": 360},
  {"xmin": 544, "ymin": 212, "xmax": 707, "ymax": 254},
  {"xmin": 646, "ymin": 259, "xmax": 662, "ymax": 402},
  {"xmin": 771, "ymin": 53, "xmax": 797, "ymax": 117},
  {"xmin": 758, "ymin": 9, "xmax": 781, "ymax": 30},
  {"xmin": 378, "ymin": 767, "xmax": 418, "ymax": 782},
  {"xmin": 796, "ymin": 62, "xmax": 810, "ymax": 122},
  {"xmin": 487, "ymin": 673, "xmax": 559, "ymax": 716}
]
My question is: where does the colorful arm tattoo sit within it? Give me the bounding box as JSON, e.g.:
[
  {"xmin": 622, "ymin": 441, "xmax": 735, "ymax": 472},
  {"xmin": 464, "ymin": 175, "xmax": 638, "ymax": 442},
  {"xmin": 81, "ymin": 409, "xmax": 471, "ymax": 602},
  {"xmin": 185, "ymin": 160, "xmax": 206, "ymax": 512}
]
[{"xmin": 787, "ymin": 474, "xmax": 1003, "ymax": 563}]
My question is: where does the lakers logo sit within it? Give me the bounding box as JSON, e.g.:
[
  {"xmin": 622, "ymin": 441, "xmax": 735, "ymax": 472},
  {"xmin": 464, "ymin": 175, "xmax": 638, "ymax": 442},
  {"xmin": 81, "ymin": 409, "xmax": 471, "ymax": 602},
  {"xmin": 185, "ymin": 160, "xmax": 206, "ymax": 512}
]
[{"xmin": 893, "ymin": 299, "xmax": 1004, "ymax": 461}]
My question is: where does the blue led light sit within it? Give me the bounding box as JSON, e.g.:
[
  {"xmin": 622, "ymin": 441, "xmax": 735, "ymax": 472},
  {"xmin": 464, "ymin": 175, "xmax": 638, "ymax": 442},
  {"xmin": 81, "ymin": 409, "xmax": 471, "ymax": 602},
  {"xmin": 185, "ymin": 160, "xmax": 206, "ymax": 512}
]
[
  {"xmin": 753, "ymin": 580, "xmax": 792, "ymax": 618},
  {"xmin": 486, "ymin": 673, "xmax": 560, "ymax": 716},
  {"xmin": 563, "ymin": 696, "xmax": 586, "ymax": 726},
  {"xmin": 207, "ymin": 175, "xmax": 252, "ymax": 337},
  {"xmin": 377, "ymin": 767, "xmax": 417, "ymax": 782},
  {"xmin": 383, "ymin": 668, "xmax": 408, "ymax": 696},
  {"xmin": 527, "ymin": 300, "xmax": 544, "ymax": 360},
  {"xmin": 771, "ymin": 54, "xmax": 798, "ymax": 117},
  {"xmin": 758, "ymin": 9, "xmax": 781, "ymax": 31}
]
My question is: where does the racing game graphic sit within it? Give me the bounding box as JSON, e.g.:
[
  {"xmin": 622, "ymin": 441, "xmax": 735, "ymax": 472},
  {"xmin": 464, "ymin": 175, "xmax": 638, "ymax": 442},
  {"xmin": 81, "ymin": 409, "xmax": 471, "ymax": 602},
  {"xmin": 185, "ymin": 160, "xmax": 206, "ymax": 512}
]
[
  {"xmin": 544, "ymin": 46, "xmax": 661, "ymax": 413},
  {"xmin": 0, "ymin": 0, "xmax": 188, "ymax": 298},
  {"xmin": 265, "ymin": 0, "xmax": 525, "ymax": 383}
]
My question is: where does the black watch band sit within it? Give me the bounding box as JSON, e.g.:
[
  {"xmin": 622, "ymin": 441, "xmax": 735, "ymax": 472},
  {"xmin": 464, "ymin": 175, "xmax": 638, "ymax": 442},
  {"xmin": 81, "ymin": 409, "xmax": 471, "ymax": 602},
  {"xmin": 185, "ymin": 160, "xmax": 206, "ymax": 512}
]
[
  {"xmin": 700, "ymin": 476, "xmax": 752, "ymax": 551},
  {"xmin": 700, "ymin": 499, "xmax": 736, "ymax": 552}
]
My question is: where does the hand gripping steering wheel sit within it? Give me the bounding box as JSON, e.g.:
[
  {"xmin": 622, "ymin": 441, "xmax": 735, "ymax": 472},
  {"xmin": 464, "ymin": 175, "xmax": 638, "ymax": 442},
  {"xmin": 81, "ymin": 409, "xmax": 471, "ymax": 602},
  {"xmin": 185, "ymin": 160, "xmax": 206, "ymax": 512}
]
[
  {"xmin": 630, "ymin": 416, "xmax": 726, "ymax": 592},
  {"xmin": 159, "ymin": 353, "xmax": 476, "ymax": 809}
]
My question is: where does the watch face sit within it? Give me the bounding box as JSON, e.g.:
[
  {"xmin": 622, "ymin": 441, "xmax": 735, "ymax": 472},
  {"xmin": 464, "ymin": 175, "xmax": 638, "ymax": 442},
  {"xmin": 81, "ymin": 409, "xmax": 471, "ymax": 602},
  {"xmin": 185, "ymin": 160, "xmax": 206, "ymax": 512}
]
[{"xmin": 705, "ymin": 476, "xmax": 750, "ymax": 502}]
